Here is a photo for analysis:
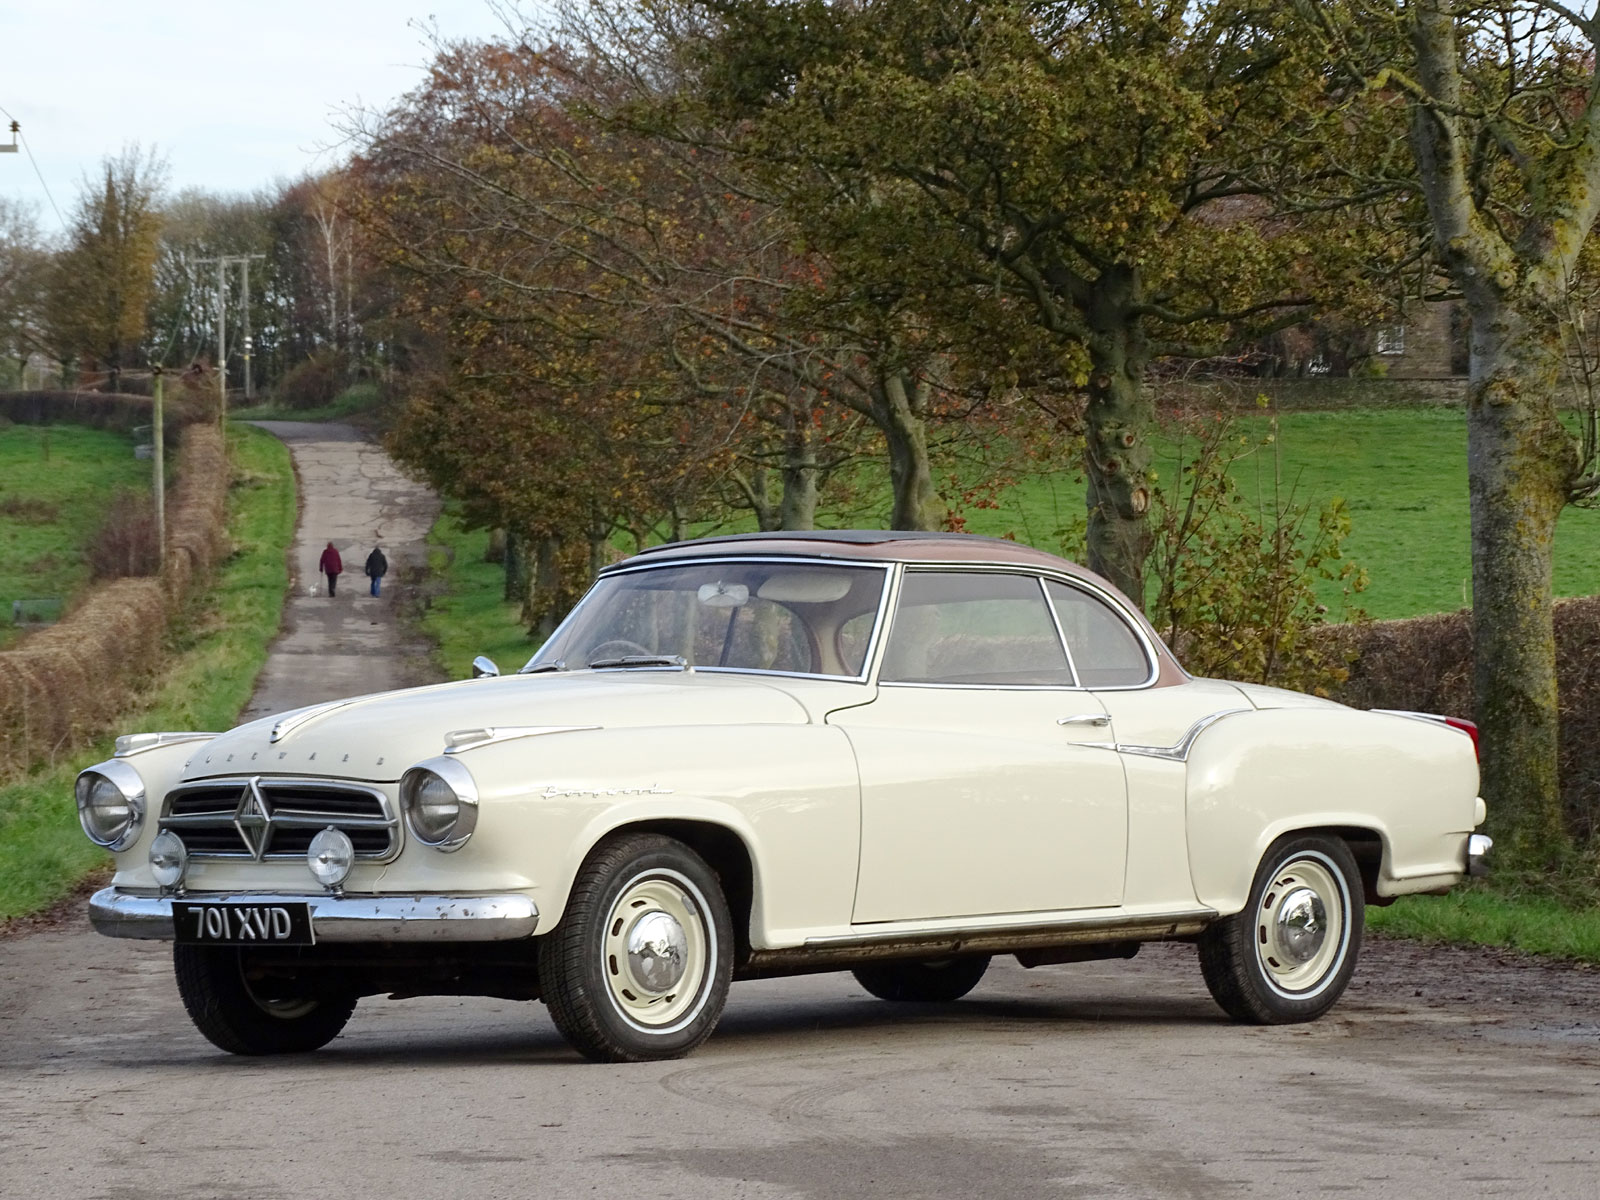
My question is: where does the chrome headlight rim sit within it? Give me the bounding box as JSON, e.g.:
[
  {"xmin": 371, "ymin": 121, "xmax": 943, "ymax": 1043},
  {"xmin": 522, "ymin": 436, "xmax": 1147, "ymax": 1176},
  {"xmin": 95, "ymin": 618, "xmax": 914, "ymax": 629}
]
[
  {"xmin": 399, "ymin": 756, "xmax": 479, "ymax": 852},
  {"xmin": 75, "ymin": 759, "xmax": 147, "ymax": 851}
]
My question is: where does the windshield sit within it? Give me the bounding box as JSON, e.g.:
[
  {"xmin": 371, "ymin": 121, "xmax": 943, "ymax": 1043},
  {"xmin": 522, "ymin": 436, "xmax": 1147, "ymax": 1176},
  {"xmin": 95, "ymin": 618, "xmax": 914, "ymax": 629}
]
[{"xmin": 527, "ymin": 559, "xmax": 889, "ymax": 678}]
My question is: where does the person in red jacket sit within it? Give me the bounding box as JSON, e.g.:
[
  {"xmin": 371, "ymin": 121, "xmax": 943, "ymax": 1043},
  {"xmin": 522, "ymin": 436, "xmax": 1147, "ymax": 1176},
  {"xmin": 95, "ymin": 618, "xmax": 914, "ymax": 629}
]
[{"xmin": 318, "ymin": 542, "xmax": 343, "ymax": 596}]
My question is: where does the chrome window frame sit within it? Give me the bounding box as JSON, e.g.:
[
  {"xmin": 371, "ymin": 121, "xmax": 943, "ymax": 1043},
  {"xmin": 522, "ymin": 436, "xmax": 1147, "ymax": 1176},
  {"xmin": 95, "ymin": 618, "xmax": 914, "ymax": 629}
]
[
  {"xmin": 871, "ymin": 563, "xmax": 1160, "ymax": 693},
  {"xmin": 1039, "ymin": 575, "xmax": 1161, "ymax": 691},
  {"xmin": 160, "ymin": 776, "xmax": 403, "ymax": 863},
  {"xmin": 521, "ymin": 555, "xmax": 895, "ymax": 684}
]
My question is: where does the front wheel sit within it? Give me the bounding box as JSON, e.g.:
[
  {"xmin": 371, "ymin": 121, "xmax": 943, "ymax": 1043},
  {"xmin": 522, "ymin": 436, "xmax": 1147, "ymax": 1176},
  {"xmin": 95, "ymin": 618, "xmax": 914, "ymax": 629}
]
[
  {"xmin": 173, "ymin": 945, "xmax": 357, "ymax": 1055},
  {"xmin": 539, "ymin": 833, "xmax": 733, "ymax": 1062},
  {"xmin": 852, "ymin": 955, "xmax": 991, "ymax": 1003},
  {"xmin": 1198, "ymin": 834, "xmax": 1364, "ymax": 1024}
]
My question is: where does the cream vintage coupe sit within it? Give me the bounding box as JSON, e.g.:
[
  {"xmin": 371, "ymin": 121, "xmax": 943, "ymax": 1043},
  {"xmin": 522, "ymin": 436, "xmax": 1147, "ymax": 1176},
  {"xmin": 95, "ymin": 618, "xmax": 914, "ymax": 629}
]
[{"xmin": 78, "ymin": 531, "xmax": 1489, "ymax": 1062}]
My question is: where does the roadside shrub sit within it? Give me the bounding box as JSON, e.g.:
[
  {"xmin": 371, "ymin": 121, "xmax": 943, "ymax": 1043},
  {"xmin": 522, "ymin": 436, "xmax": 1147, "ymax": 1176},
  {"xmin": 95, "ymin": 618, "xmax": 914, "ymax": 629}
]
[
  {"xmin": 274, "ymin": 350, "xmax": 350, "ymax": 410},
  {"xmin": 86, "ymin": 491, "xmax": 160, "ymax": 579},
  {"xmin": 1141, "ymin": 407, "xmax": 1367, "ymax": 696},
  {"xmin": 1318, "ymin": 597, "xmax": 1600, "ymax": 849}
]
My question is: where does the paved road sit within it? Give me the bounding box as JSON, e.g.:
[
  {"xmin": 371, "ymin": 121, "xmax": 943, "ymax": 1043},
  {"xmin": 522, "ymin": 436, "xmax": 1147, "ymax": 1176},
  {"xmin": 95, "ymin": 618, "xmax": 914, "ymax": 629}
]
[
  {"xmin": 3, "ymin": 422, "xmax": 1598, "ymax": 1199},
  {"xmin": 1, "ymin": 931, "xmax": 1596, "ymax": 1200},
  {"xmin": 240, "ymin": 421, "xmax": 440, "ymax": 721}
]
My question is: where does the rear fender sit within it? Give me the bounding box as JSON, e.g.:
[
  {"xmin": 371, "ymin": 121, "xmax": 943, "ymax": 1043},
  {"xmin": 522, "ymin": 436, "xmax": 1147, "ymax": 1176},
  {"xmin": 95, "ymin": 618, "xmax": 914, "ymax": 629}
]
[{"xmin": 1185, "ymin": 707, "xmax": 1479, "ymax": 914}]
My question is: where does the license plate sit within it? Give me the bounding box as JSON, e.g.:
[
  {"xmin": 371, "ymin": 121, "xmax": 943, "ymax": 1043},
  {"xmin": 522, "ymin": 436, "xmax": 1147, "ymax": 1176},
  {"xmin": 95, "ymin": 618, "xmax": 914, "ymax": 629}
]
[{"xmin": 174, "ymin": 902, "xmax": 314, "ymax": 946}]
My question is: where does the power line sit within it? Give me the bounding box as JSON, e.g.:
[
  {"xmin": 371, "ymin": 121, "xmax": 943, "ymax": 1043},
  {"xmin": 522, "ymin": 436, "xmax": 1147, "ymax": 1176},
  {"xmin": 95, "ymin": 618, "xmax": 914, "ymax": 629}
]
[{"xmin": 0, "ymin": 100, "xmax": 66, "ymax": 227}]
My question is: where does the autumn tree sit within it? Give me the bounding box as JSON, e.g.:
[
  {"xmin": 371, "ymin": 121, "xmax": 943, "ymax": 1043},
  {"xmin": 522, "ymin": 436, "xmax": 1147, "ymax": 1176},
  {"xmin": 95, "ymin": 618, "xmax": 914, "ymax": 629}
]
[
  {"xmin": 0, "ymin": 198, "xmax": 47, "ymax": 384},
  {"xmin": 1293, "ymin": 0, "xmax": 1600, "ymax": 870},
  {"xmin": 650, "ymin": 0, "xmax": 1400, "ymax": 600},
  {"xmin": 44, "ymin": 147, "xmax": 165, "ymax": 387}
]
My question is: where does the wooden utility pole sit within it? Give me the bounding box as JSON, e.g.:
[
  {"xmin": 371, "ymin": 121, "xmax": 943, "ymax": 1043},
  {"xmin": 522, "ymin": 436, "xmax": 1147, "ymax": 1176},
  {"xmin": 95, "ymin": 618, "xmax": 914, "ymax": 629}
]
[
  {"xmin": 152, "ymin": 364, "xmax": 166, "ymax": 564},
  {"xmin": 237, "ymin": 254, "xmax": 264, "ymax": 399}
]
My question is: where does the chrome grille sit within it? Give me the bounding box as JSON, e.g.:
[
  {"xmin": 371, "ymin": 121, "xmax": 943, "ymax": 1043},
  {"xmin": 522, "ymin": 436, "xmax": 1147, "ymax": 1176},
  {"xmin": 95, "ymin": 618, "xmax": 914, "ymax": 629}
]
[{"xmin": 160, "ymin": 777, "xmax": 400, "ymax": 861}]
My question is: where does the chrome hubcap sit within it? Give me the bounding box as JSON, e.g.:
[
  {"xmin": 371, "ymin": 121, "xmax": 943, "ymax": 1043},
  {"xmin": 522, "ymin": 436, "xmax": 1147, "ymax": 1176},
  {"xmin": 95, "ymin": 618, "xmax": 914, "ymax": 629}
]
[
  {"xmin": 626, "ymin": 910, "xmax": 688, "ymax": 993},
  {"xmin": 602, "ymin": 870, "xmax": 712, "ymax": 1032},
  {"xmin": 1254, "ymin": 855, "xmax": 1347, "ymax": 997},
  {"xmin": 1274, "ymin": 887, "xmax": 1327, "ymax": 965}
]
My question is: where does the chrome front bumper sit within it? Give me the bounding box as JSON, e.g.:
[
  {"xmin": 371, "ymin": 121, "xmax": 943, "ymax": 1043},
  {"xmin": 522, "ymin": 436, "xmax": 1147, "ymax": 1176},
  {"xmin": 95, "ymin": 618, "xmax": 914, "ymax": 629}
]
[{"xmin": 88, "ymin": 888, "xmax": 540, "ymax": 943}]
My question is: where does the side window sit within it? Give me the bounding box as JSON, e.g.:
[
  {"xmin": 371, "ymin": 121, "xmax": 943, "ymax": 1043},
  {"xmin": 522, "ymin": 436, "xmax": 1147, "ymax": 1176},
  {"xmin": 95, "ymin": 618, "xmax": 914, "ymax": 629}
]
[
  {"xmin": 1044, "ymin": 580, "xmax": 1152, "ymax": 687},
  {"xmin": 881, "ymin": 572, "xmax": 1073, "ymax": 686}
]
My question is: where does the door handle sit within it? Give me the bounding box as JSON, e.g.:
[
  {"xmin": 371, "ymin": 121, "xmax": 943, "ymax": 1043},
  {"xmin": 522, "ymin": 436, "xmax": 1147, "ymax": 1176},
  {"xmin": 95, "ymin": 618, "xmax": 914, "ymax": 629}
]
[{"xmin": 1057, "ymin": 713, "xmax": 1111, "ymax": 728}]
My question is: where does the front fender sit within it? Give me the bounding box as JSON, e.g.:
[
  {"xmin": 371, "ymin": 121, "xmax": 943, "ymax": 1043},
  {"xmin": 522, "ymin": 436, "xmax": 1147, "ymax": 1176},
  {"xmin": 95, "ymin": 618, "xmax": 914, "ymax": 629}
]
[{"xmin": 453, "ymin": 723, "xmax": 860, "ymax": 945}]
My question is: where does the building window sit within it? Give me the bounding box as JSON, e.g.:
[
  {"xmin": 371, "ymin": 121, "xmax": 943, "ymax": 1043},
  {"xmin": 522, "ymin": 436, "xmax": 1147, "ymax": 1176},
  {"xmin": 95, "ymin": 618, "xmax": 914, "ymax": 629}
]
[{"xmin": 1375, "ymin": 325, "xmax": 1406, "ymax": 355}]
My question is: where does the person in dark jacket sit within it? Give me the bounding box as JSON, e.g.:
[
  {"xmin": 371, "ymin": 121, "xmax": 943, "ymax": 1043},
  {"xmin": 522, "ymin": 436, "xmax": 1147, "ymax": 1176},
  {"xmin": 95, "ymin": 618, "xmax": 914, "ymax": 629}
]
[
  {"xmin": 365, "ymin": 546, "xmax": 388, "ymax": 597},
  {"xmin": 319, "ymin": 542, "xmax": 343, "ymax": 596}
]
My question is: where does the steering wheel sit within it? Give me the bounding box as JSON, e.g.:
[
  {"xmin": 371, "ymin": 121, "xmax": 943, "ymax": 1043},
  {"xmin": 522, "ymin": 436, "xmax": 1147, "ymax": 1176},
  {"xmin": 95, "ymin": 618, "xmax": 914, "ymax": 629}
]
[{"xmin": 586, "ymin": 638, "xmax": 655, "ymax": 664}]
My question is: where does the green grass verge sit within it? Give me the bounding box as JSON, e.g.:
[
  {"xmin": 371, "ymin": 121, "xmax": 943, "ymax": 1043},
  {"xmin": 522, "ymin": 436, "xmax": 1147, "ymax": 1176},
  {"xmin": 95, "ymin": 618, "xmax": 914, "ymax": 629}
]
[
  {"xmin": 0, "ymin": 424, "xmax": 152, "ymax": 649},
  {"xmin": 0, "ymin": 423, "xmax": 296, "ymax": 920},
  {"xmin": 1369, "ymin": 886, "xmax": 1600, "ymax": 964},
  {"xmin": 422, "ymin": 507, "xmax": 541, "ymax": 680},
  {"xmin": 231, "ymin": 382, "xmax": 383, "ymax": 424}
]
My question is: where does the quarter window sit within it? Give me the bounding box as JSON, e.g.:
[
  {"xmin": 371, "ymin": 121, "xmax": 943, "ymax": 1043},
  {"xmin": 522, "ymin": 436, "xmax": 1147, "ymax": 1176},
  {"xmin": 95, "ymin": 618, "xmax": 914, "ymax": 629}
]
[
  {"xmin": 881, "ymin": 572, "xmax": 1074, "ymax": 686},
  {"xmin": 1044, "ymin": 580, "xmax": 1152, "ymax": 687}
]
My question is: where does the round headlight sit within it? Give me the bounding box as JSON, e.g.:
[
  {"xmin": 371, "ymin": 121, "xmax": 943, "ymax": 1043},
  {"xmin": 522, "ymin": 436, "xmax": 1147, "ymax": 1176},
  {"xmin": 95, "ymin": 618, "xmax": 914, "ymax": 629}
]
[
  {"xmin": 149, "ymin": 829, "xmax": 188, "ymax": 889},
  {"xmin": 400, "ymin": 758, "xmax": 479, "ymax": 851},
  {"xmin": 307, "ymin": 827, "xmax": 355, "ymax": 889},
  {"xmin": 75, "ymin": 762, "xmax": 146, "ymax": 850}
]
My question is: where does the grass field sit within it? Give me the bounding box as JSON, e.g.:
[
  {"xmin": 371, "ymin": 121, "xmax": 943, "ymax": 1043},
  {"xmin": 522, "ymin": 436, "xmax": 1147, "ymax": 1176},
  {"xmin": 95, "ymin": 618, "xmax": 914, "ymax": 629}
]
[
  {"xmin": 0, "ymin": 425, "xmax": 152, "ymax": 649},
  {"xmin": 0, "ymin": 424, "xmax": 296, "ymax": 920},
  {"xmin": 961, "ymin": 408, "xmax": 1600, "ymax": 620}
]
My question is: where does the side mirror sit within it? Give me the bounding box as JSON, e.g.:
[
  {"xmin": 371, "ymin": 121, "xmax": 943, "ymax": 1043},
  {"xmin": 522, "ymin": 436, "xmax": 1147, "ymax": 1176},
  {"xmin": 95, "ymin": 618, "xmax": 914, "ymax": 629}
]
[{"xmin": 471, "ymin": 655, "xmax": 500, "ymax": 679}]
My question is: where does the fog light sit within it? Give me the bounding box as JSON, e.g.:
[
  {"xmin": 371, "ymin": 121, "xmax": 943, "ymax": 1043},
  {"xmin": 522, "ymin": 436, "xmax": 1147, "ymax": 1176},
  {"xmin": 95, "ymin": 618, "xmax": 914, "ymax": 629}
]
[
  {"xmin": 149, "ymin": 829, "xmax": 188, "ymax": 889},
  {"xmin": 307, "ymin": 827, "xmax": 354, "ymax": 890}
]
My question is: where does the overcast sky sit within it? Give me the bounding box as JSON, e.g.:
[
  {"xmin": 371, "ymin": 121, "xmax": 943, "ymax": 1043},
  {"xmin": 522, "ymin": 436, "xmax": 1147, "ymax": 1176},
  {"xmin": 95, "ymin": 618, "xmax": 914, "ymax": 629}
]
[{"xmin": 0, "ymin": 0, "xmax": 530, "ymax": 234}]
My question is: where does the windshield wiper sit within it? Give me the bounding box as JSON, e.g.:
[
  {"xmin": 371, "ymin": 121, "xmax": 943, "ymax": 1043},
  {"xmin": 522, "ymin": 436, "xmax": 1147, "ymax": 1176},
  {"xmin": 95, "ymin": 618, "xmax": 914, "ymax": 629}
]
[
  {"xmin": 519, "ymin": 660, "xmax": 568, "ymax": 675},
  {"xmin": 587, "ymin": 654, "xmax": 690, "ymax": 671}
]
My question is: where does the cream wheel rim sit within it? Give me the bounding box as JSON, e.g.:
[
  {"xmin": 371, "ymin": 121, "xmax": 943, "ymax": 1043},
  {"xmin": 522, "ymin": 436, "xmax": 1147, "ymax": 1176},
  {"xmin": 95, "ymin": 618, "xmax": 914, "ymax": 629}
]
[
  {"xmin": 601, "ymin": 869, "xmax": 714, "ymax": 1033},
  {"xmin": 1254, "ymin": 854, "xmax": 1348, "ymax": 998}
]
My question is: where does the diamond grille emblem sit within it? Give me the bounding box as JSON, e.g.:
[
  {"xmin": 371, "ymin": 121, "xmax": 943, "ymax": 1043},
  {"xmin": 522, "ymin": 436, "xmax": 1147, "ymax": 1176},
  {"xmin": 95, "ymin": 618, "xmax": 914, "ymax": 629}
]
[{"xmin": 231, "ymin": 777, "xmax": 272, "ymax": 860}]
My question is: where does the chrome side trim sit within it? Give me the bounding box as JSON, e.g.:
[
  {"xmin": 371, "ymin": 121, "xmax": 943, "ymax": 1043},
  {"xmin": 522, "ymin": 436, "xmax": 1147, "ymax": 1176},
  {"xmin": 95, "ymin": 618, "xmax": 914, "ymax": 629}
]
[
  {"xmin": 804, "ymin": 905, "xmax": 1217, "ymax": 947},
  {"xmin": 269, "ymin": 699, "xmax": 363, "ymax": 744},
  {"xmin": 1114, "ymin": 708, "xmax": 1251, "ymax": 762},
  {"xmin": 114, "ymin": 732, "xmax": 220, "ymax": 758},
  {"xmin": 443, "ymin": 725, "xmax": 600, "ymax": 754},
  {"xmin": 88, "ymin": 888, "xmax": 539, "ymax": 942},
  {"xmin": 755, "ymin": 906, "xmax": 1217, "ymax": 968}
]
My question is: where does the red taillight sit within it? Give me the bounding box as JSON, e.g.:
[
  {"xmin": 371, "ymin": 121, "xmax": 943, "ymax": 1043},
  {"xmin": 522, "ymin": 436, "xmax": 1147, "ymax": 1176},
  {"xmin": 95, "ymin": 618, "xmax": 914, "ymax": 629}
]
[{"xmin": 1443, "ymin": 716, "xmax": 1479, "ymax": 759}]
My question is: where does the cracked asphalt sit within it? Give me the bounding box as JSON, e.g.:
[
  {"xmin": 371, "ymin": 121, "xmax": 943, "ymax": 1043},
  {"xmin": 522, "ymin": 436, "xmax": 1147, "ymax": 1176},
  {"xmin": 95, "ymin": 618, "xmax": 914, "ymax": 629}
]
[{"xmin": 1, "ymin": 422, "xmax": 1596, "ymax": 1199}]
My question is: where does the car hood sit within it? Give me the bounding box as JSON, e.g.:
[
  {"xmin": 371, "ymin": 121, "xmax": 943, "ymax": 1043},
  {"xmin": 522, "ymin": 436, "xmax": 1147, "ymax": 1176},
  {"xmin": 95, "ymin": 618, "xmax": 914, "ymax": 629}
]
[{"xmin": 181, "ymin": 670, "xmax": 832, "ymax": 782}]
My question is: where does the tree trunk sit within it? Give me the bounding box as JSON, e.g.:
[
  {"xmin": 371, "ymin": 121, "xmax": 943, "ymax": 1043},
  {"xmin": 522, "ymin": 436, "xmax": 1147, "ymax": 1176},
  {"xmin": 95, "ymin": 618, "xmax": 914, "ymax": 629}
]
[
  {"xmin": 502, "ymin": 529, "xmax": 526, "ymax": 603},
  {"xmin": 779, "ymin": 424, "xmax": 819, "ymax": 531},
  {"xmin": 872, "ymin": 372, "xmax": 940, "ymax": 531},
  {"xmin": 1466, "ymin": 298, "xmax": 1576, "ymax": 869},
  {"xmin": 1082, "ymin": 267, "xmax": 1153, "ymax": 607},
  {"xmin": 531, "ymin": 535, "xmax": 563, "ymax": 641},
  {"xmin": 484, "ymin": 528, "xmax": 506, "ymax": 564}
]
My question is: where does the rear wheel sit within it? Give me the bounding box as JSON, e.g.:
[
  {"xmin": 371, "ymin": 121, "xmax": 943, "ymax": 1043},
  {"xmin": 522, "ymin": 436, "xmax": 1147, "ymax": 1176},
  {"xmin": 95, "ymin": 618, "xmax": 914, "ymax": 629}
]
[
  {"xmin": 173, "ymin": 945, "xmax": 357, "ymax": 1055},
  {"xmin": 539, "ymin": 833, "xmax": 733, "ymax": 1062},
  {"xmin": 852, "ymin": 955, "xmax": 991, "ymax": 1003},
  {"xmin": 1198, "ymin": 834, "xmax": 1364, "ymax": 1024}
]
